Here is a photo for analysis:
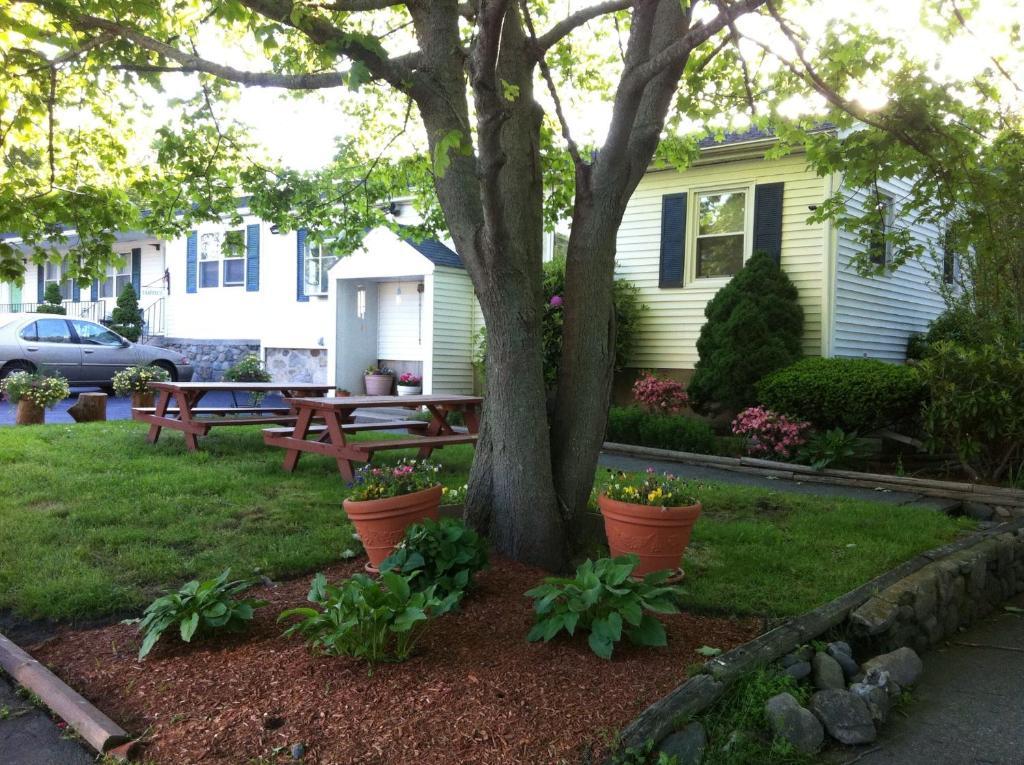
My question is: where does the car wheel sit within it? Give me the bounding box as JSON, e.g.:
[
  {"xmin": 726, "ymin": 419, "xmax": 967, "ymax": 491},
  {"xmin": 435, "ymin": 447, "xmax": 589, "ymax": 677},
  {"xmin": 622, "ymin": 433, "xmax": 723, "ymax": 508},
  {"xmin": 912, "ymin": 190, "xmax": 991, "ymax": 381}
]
[
  {"xmin": 151, "ymin": 361, "xmax": 178, "ymax": 382},
  {"xmin": 0, "ymin": 360, "xmax": 36, "ymax": 382}
]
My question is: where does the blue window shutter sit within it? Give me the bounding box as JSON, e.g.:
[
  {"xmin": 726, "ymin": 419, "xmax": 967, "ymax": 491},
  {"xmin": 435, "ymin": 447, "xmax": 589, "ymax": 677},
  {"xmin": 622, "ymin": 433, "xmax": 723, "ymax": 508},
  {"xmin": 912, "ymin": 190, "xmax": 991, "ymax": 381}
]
[
  {"xmin": 131, "ymin": 248, "xmax": 142, "ymax": 294},
  {"xmin": 72, "ymin": 280, "xmax": 81, "ymax": 302},
  {"xmin": 658, "ymin": 193, "xmax": 687, "ymax": 288},
  {"xmin": 246, "ymin": 223, "xmax": 260, "ymax": 292},
  {"xmin": 296, "ymin": 228, "xmax": 309, "ymax": 302},
  {"xmin": 186, "ymin": 232, "xmax": 198, "ymax": 294},
  {"xmin": 753, "ymin": 182, "xmax": 785, "ymax": 265},
  {"xmin": 37, "ymin": 266, "xmax": 44, "ymax": 302},
  {"xmin": 90, "ymin": 280, "xmax": 98, "ymax": 301}
]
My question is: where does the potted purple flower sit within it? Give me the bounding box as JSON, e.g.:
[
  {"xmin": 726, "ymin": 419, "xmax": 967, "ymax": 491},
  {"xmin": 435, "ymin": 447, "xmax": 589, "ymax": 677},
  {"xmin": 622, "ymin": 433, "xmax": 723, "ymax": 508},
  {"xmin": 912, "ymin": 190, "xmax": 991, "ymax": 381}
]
[{"xmin": 396, "ymin": 372, "xmax": 422, "ymax": 396}]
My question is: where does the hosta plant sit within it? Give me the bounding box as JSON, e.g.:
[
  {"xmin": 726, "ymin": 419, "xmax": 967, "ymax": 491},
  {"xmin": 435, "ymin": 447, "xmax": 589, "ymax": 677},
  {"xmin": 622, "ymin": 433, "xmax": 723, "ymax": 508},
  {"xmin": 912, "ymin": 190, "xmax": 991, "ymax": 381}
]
[
  {"xmin": 798, "ymin": 428, "xmax": 863, "ymax": 470},
  {"xmin": 0, "ymin": 371, "xmax": 70, "ymax": 408},
  {"xmin": 129, "ymin": 569, "xmax": 267, "ymax": 659},
  {"xmin": 279, "ymin": 571, "xmax": 459, "ymax": 663},
  {"xmin": 526, "ymin": 555, "xmax": 684, "ymax": 660},
  {"xmin": 379, "ymin": 517, "xmax": 489, "ymax": 601},
  {"xmin": 111, "ymin": 364, "xmax": 170, "ymax": 396}
]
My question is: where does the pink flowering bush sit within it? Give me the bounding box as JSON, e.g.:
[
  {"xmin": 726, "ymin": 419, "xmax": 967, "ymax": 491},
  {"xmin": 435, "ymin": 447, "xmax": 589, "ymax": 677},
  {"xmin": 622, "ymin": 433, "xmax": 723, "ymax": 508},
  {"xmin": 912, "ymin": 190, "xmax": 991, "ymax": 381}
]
[
  {"xmin": 732, "ymin": 406, "xmax": 810, "ymax": 459},
  {"xmin": 398, "ymin": 372, "xmax": 422, "ymax": 386},
  {"xmin": 347, "ymin": 460, "xmax": 441, "ymax": 500},
  {"xmin": 632, "ymin": 372, "xmax": 689, "ymax": 414}
]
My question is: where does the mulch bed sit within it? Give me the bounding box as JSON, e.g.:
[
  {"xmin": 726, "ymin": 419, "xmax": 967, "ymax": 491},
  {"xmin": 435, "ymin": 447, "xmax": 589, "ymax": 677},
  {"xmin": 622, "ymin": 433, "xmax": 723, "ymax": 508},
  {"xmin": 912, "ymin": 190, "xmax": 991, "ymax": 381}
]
[{"xmin": 33, "ymin": 558, "xmax": 761, "ymax": 765}]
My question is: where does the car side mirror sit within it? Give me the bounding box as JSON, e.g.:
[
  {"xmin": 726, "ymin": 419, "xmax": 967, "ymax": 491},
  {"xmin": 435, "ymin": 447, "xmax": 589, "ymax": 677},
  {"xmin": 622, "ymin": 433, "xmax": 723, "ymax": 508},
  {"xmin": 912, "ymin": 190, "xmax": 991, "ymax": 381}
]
[{"xmin": 120, "ymin": 339, "xmax": 131, "ymax": 348}]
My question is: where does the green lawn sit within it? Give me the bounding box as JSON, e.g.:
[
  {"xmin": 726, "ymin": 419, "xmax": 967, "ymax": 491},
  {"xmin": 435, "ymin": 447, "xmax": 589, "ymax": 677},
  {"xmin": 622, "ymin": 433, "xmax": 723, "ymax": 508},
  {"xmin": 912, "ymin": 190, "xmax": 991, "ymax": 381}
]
[{"xmin": 0, "ymin": 421, "xmax": 972, "ymax": 622}]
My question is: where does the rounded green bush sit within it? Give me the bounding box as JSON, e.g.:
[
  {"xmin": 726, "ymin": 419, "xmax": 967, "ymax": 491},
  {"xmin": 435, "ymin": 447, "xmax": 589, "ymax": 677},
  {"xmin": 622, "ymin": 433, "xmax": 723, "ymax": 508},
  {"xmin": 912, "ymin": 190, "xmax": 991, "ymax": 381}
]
[
  {"xmin": 606, "ymin": 406, "xmax": 717, "ymax": 454},
  {"xmin": 756, "ymin": 357, "xmax": 925, "ymax": 432}
]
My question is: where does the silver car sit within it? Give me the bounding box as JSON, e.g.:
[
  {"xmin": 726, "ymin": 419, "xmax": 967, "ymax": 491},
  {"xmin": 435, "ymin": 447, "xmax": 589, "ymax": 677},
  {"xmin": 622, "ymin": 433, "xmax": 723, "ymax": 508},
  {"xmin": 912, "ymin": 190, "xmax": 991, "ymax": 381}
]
[{"xmin": 0, "ymin": 313, "xmax": 193, "ymax": 388}]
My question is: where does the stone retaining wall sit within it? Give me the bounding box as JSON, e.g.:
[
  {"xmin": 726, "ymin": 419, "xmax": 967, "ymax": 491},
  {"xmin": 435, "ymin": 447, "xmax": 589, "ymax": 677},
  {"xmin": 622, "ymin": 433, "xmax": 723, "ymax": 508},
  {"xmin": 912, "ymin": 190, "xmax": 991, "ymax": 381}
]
[
  {"xmin": 150, "ymin": 338, "xmax": 260, "ymax": 382},
  {"xmin": 265, "ymin": 347, "xmax": 328, "ymax": 385},
  {"xmin": 850, "ymin": 526, "xmax": 1024, "ymax": 653}
]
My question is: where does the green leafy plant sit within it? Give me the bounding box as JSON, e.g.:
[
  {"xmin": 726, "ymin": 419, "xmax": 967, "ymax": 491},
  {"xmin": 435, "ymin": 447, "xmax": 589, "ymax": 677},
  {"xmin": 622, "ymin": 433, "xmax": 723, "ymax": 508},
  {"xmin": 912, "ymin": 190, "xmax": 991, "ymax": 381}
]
[
  {"xmin": 111, "ymin": 364, "xmax": 170, "ymax": 396},
  {"xmin": 364, "ymin": 365, "xmax": 395, "ymax": 376},
  {"xmin": 129, "ymin": 569, "xmax": 266, "ymax": 659},
  {"xmin": 279, "ymin": 571, "xmax": 459, "ymax": 663},
  {"xmin": 347, "ymin": 459, "xmax": 441, "ymax": 501},
  {"xmin": 919, "ymin": 340, "xmax": 1024, "ymax": 481},
  {"xmin": 222, "ymin": 354, "xmax": 272, "ymax": 383},
  {"xmin": 605, "ymin": 406, "xmax": 717, "ymax": 455},
  {"xmin": 798, "ymin": 428, "xmax": 863, "ymax": 470},
  {"xmin": 109, "ymin": 283, "xmax": 142, "ymax": 341},
  {"xmin": 688, "ymin": 252, "xmax": 804, "ymax": 414},
  {"xmin": 905, "ymin": 299, "xmax": 1006, "ymax": 362},
  {"xmin": 379, "ymin": 517, "xmax": 489, "ymax": 600},
  {"xmin": 0, "ymin": 371, "xmax": 70, "ymax": 408},
  {"xmin": 526, "ymin": 555, "xmax": 683, "ymax": 660},
  {"xmin": 601, "ymin": 468, "xmax": 701, "ymax": 507},
  {"xmin": 757, "ymin": 356, "xmax": 925, "ymax": 433},
  {"xmin": 36, "ymin": 282, "xmax": 66, "ymax": 314}
]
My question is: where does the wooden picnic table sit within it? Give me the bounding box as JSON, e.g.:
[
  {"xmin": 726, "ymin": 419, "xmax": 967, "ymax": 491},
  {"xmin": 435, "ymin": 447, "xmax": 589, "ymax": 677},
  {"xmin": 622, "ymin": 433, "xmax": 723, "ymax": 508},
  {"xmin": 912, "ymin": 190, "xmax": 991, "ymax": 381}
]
[
  {"xmin": 132, "ymin": 381, "xmax": 332, "ymax": 450},
  {"xmin": 263, "ymin": 394, "xmax": 482, "ymax": 480}
]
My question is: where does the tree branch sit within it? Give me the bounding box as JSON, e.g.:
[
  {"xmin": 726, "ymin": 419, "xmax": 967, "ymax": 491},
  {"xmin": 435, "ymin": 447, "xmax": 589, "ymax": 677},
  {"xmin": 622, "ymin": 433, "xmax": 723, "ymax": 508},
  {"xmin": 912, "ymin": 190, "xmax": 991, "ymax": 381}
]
[
  {"xmin": 535, "ymin": 0, "xmax": 635, "ymax": 52},
  {"xmin": 315, "ymin": 0, "xmax": 405, "ymax": 9}
]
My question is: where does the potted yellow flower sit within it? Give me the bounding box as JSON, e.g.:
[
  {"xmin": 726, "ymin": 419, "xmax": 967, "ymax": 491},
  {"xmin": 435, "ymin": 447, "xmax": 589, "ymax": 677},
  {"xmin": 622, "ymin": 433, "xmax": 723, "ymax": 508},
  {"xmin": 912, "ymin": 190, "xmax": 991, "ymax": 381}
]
[{"xmin": 1, "ymin": 371, "xmax": 71, "ymax": 425}]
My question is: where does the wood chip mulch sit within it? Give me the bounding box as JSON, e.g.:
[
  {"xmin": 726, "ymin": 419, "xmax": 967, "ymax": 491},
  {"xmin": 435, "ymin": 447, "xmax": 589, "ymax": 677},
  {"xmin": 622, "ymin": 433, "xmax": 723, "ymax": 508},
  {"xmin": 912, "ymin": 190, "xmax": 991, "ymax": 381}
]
[{"xmin": 33, "ymin": 558, "xmax": 761, "ymax": 765}]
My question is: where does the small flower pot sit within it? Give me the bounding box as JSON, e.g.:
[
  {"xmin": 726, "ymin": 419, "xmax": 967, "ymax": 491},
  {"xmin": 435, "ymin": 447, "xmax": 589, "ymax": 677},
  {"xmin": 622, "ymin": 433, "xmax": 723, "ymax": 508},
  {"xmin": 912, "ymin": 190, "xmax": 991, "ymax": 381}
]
[
  {"xmin": 364, "ymin": 374, "xmax": 394, "ymax": 396},
  {"xmin": 14, "ymin": 400, "xmax": 45, "ymax": 426},
  {"xmin": 131, "ymin": 391, "xmax": 156, "ymax": 409},
  {"xmin": 598, "ymin": 494, "xmax": 702, "ymax": 579},
  {"xmin": 396, "ymin": 384, "xmax": 422, "ymax": 396},
  {"xmin": 343, "ymin": 485, "xmax": 443, "ymax": 572},
  {"xmin": 334, "ymin": 389, "xmax": 352, "ymax": 398}
]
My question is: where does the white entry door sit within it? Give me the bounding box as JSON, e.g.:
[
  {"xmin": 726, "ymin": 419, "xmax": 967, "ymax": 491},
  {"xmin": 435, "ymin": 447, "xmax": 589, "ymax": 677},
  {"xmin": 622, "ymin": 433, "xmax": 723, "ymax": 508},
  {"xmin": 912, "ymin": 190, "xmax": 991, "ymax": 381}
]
[{"xmin": 377, "ymin": 281, "xmax": 423, "ymax": 359}]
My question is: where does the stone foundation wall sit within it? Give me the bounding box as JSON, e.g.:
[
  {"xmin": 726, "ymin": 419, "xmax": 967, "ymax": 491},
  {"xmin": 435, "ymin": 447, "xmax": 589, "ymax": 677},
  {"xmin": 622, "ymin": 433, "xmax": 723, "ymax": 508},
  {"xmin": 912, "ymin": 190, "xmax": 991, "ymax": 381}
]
[
  {"xmin": 850, "ymin": 525, "xmax": 1024, "ymax": 653},
  {"xmin": 265, "ymin": 347, "xmax": 328, "ymax": 385},
  {"xmin": 150, "ymin": 337, "xmax": 260, "ymax": 382}
]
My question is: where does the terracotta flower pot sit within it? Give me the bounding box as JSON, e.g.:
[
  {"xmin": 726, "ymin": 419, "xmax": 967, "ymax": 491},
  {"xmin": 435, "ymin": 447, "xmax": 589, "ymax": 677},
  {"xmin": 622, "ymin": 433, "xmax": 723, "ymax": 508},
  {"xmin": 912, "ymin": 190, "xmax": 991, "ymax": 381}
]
[
  {"xmin": 343, "ymin": 485, "xmax": 443, "ymax": 571},
  {"xmin": 364, "ymin": 374, "xmax": 394, "ymax": 396},
  {"xmin": 598, "ymin": 494, "xmax": 702, "ymax": 579},
  {"xmin": 14, "ymin": 399, "xmax": 45, "ymax": 426},
  {"xmin": 131, "ymin": 391, "xmax": 155, "ymax": 408}
]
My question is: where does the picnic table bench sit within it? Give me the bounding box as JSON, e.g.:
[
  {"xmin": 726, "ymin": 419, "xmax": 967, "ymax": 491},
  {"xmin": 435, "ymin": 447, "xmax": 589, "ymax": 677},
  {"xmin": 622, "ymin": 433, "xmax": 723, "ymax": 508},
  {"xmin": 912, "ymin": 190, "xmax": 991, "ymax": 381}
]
[
  {"xmin": 263, "ymin": 394, "xmax": 482, "ymax": 480},
  {"xmin": 132, "ymin": 381, "xmax": 332, "ymax": 450}
]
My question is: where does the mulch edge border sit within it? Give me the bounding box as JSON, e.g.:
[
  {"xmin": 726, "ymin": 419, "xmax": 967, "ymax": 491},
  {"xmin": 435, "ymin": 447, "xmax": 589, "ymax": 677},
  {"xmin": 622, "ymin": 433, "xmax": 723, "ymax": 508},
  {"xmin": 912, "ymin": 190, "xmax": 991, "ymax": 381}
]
[
  {"xmin": 610, "ymin": 516, "xmax": 1024, "ymax": 756},
  {"xmin": 0, "ymin": 631, "xmax": 132, "ymax": 758},
  {"xmin": 602, "ymin": 442, "xmax": 1024, "ymax": 508}
]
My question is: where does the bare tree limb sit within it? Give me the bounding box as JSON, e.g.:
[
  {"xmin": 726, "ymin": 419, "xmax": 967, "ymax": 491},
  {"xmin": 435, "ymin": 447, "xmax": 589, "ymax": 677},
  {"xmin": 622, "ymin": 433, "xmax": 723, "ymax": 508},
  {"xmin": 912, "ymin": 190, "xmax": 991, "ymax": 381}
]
[
  {"xmin": 535, "ymin": 0, "xmax": 635, "ymax": 52},
  {"xmin": 713, "ymin": 0, "xmax": 757, "ymax": 114},
  {"xmin": 315, "ymin": 0, "xmax": 405, "ymax": 9}
]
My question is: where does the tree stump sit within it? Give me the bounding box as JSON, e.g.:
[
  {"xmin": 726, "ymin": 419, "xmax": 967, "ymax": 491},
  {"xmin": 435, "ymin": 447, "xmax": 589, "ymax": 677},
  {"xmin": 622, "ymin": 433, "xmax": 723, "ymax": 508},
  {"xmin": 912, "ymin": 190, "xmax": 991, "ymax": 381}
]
[
  {"xmin": 15, "ymin": 400, "xmax": 45, "ymax": 426},
  {"xmin": 68, "ymin": 392, "xmax": 107, "ymax": 423}
]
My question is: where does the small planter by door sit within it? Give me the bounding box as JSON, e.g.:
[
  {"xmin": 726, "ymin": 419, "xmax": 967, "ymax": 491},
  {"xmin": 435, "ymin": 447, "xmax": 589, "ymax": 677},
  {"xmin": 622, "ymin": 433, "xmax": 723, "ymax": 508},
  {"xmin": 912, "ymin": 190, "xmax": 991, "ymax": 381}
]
[
  {"xmin": 396, "ymin": 384, "xmax": 422, "ymax": 396},
  {"xmin": 598, "ymin": 494, "xmax": 702, "ymax": 579},
  {"xmin": 131, "ymin": 391, "xmax": 155, "ymax": 409},
  {"xmin": 343, "ymin": 485, "xmax": 443, "ymax": 571},
  {"xmin": 364, "ymin": 374, "xmax": 394, "ymax": 396},
  {"xmin": 14, "ymin": 400, "xmax": 45, "ymax": 426}
]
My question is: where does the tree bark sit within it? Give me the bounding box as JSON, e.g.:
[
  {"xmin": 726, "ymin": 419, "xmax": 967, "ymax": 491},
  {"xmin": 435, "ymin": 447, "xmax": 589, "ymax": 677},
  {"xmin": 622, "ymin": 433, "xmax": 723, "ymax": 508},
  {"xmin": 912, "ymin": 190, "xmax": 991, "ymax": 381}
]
[{"xmin": 67, "ymin": 392, "xmax": 107, "ymax": 422}]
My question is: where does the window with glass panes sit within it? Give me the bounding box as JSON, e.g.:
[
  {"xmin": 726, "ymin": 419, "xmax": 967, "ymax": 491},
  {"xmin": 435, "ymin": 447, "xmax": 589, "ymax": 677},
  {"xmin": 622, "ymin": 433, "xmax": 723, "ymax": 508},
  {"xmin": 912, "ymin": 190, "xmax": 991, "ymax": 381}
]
[
  {"xmin": 304, "ymin": 241, "xmax": 339, "ymax": 296},
  {"xmin": 695, "ymin": 190, "xmax": 747, "ymax": 279},
  {"xmin": 101, "ymin": 256, "xmax": 132, "ymax": 298},
  {"xmin": 199, "ymin": 230, "xmax": 246, "ymax": 288},
  {"xmin": 44, "ymin": 258, "xmax": 74, "ymax": 300}
]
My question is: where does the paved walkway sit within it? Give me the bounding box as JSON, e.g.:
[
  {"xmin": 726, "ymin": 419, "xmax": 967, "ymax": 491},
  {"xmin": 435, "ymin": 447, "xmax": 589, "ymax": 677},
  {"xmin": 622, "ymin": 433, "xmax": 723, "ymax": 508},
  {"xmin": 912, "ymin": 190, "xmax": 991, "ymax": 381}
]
[
  {"xmin": 826, "ymin": 592, "xmax": 1024, "ymax": 765},
  {"xmin": 0, "ymin": 674, "xmax": 92, "ymax": 765}
]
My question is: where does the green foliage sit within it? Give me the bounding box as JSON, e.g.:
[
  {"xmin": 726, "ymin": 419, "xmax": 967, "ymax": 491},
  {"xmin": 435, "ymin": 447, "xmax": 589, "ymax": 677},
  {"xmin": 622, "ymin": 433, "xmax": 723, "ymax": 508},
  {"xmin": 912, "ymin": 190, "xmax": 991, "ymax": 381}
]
[
  {"xmin": 757, "ymin": 357, "xmax": 925, "ymax": 433},
  {"xmin": 797, "ymin": 428, "xmax": 863, "ymax": 470},
  {"xmin": 130, "ymin": 569, "xmax": 266, "ymax": 660},
  {"xmin": 279, "ymin": 571, "xmax": 459, "ymax": 663},
  {"xmin": 698, "ymin": 667, "xmax": 814, "ymax": 765},
  {"xmin": 605, "ymin": 406, "xmax": 717, "ymax": 455},
  {"xmin": 601, "ymin": 469, "xmax": 701, "ymax": 507},
  {"xmin": 525, "ymin": 555, "xmax": 683, "ymax": 660},
  {"xmin": 111, "ymin": 364, "xmax": 170, "ymax": 396},
  {"xmin": 919, "ymin": 341, "xmax": 1024, "ymax": 481},
  {"xmin": 688, "ymin": 253, "xmax": 804, "ymax": 414},
  {"xmin": 906, "ymin": 300, "xmax": 1007, "ymax": 361},
  {"xmin": 222, "ymin": 354, "xmax": 272, "ymax": 383},
  {"xmin": 379, "ymin": 517, "xmax": 488, "ymax": 601},
  {"xmin": 347, "ymin": 459, "xmax": 441, "ymax": 501},
  {"xmin": 609, "ymin": 738, "xmax": 679, "ymax": 765},
  {"xmin": 109, "ymin": 283, "xmax": 142, "ymax": 341},
  {"xmin": 36, "ymin": 282, "xmax": 66, "ymax": 314}
]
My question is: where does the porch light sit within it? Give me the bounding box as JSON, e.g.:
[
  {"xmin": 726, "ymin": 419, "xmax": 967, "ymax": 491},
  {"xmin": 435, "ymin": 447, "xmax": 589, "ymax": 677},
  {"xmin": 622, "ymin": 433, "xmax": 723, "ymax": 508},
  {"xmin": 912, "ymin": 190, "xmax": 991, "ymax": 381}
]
[{"xmin": 356, "ymin": 286, "xmax": 366, "ymax": 319}]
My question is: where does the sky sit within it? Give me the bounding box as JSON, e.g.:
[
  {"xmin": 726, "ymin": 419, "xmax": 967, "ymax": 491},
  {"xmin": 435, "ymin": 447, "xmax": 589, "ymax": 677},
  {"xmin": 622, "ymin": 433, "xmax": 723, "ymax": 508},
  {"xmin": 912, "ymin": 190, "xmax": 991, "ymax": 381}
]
[{"xmin": 154, "ymin": 0, "xmax": 1023, "ymax": 172}]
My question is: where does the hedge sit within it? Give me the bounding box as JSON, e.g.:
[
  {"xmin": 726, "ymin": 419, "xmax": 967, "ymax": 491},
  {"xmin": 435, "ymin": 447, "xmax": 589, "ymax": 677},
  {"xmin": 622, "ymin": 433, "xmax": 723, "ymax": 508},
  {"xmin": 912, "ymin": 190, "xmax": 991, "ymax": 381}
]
[
  {"xmin": 756, "ymin": 357, "xmax": 926, "ymax": 433},
  {"xmin": 606, "ymin": 406, "xmax": 717, "ymax": 455}
]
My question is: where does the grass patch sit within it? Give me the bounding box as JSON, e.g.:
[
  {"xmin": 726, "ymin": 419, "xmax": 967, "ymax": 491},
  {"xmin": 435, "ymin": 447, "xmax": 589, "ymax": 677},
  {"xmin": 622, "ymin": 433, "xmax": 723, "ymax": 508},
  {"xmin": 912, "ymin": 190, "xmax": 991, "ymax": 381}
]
[{"xmin": 0, "ymin": 421, "xmax": 971, "ymax": 622}]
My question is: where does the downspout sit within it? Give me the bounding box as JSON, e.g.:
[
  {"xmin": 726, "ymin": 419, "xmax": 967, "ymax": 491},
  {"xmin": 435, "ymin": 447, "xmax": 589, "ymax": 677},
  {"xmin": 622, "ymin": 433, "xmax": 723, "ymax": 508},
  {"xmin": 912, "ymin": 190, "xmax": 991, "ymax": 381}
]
[{"xmin": 821, "ymin": 171, "xmax": 839, "ymax": 358}]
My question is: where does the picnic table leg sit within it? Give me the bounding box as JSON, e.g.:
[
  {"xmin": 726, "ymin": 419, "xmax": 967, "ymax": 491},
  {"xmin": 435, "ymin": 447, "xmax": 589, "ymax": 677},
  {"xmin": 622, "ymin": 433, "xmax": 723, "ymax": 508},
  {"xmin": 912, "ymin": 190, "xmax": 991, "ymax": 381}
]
[
  {"xmin": 177, "ymin": 390, "xmax": 204, "ymax": 451},
  {"xmin": 418, "ymin": 405, "xmax": 455, "ymax": 459},
  {"xmin": 146, "ymin": 389, "xmax": 172, "ymax": 444},
  {"xmin": 282, "ymin": 407, "xmax": 314, "ymax": 473},
  {"xmin": 462, "ymin": 405, "xmax": 481, "ymax": 434},
  {"xmin": 325, "ymin": 410, "xmax": 355, "ymax": 481}
]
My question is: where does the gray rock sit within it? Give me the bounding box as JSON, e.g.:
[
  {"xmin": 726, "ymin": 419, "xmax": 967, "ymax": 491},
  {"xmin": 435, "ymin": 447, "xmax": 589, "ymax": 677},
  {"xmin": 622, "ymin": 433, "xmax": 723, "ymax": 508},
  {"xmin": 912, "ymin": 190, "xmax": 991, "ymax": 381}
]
[
  {"xmin": 862, "ymin": 667, "xmax": 902, "ymax": 699},
  {"xmin": 812, "ymin": 651, "xmax": 846, "ymax": 690},
  {"xmin": 849, "ymin": 682, "xmax": 892, "ymax": 724},
  {"xmin": 827, "ymin": 644, "xmax": 861, "ymax": 679},
  {"xmin": 850, "ymin": 597, "xmax": 900, "ymax": 635},
  {"xmin": 963, "ymin": 501, "xmax": 996, "ymax": 521},
  {"xmin": 780, "ymin": 652, "xmax": 801, "ymax": 668},
  {"xmin": 657, "ymin": 722, "xmax": 706, "ymax": 765},
  {"xmin": 862, "ymin": 647, "xmax": 923, "ymax": 688},
  {"xmin": 783, "ymin": 661, "xmax": 812, "ymax": 681},
  {"xmin": 827, "ymin": 641, "xmax": 852, "ymax": 657},
  {"xmin": 809, "ymin": 689, "xmax": 877, "ymax": 745},
  {"xmin": 765, "ymin": 692, "xmax": 824, "ymax": 754}
]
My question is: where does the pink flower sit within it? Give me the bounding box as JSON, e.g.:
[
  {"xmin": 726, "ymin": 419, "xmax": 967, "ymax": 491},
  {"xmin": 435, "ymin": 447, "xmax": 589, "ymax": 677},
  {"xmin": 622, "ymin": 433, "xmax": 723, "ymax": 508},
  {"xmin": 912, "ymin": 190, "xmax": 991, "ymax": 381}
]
[{"xmin": 549, "ymin": 295, "xmax": 563, "ymax": 307}]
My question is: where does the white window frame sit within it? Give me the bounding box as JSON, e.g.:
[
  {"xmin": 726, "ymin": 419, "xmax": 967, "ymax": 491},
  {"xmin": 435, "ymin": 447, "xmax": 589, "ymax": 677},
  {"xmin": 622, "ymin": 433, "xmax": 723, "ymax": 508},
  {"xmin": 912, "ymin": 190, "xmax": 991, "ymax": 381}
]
[
  {"xmin": 198, "ymin": 229, "xmax": 247, "ymax": 289},
  {"xmin": 303, "ymin": 241, "xmax": 339, "ymax": 297},
  {"xmin": 868, "ymin": 192, "xmax": 896, "ymax": 268},
  {"xmin": 44, "ymin": 258, "xmax": 74, "ymax": 301},
  {"xmin": 101, "ymin": 255, "xmax": 132, "ymax": 299},
  {"xmin": 688, "ymin": 184, "xmax": 754, "ymax": 284}
]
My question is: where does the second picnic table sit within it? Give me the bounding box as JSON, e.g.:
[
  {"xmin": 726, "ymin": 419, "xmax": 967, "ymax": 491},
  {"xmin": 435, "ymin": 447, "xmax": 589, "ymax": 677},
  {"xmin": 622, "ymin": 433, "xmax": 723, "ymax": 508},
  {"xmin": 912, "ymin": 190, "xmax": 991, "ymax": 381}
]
[{"xmin": 263, "ymin": 394, "xmax": 482, "ymax": 480}]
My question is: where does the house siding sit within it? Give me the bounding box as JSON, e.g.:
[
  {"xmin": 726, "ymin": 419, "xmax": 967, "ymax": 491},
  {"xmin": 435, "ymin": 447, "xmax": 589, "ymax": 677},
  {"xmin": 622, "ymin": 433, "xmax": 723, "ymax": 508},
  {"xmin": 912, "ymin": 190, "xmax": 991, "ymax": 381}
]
[
  {"xmin": 615, "ymin": 153, "xmax": 828, "ymax": 370},
  {"xmin": 831, "ymin": 177, "xmax": 945, "ymax": 361},
  {"xmin": 431, "ymin": 266, "xmax": 476, "ymax": 394}
]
